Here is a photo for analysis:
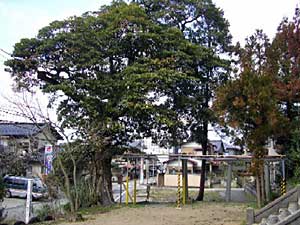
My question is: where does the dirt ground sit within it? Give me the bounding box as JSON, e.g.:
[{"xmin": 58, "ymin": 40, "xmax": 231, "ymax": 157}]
[{"xmin": 60, "ymin": 202, "xmax": 247, "ymax": 225}]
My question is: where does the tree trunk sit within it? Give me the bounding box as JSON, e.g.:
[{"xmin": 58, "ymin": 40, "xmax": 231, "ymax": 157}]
[
  {"xmin": 57, "ymin": 155, "xmax": 77, "ymax": 220},
  {"xmin": 71, "ymin": 156, "xmax": 79, "ymax": 211},
  {"xmin": 96, "ymin": 156, "xmax": 114, "ymax": 206},
  {"xmin": 256, "ymin": 174, "xmax": 262, "ymax": 208},
  {"xmin": 196, "ymin": 120, "xmax": 208, "ymax": 201},
  {"xmin": 260, "ymin": 165, "xmax": 266, "ymax": 206},
  {"xmin": 196, "ymin": 158, "xmax": 206, "ymax": 201}
]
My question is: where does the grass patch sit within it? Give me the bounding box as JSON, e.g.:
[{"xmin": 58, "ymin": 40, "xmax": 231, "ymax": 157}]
[
  {"xmin": 150, "ymin": 188, "xmax": 225, "ymax": 203},
  {"xmin": 79, "ymin": 204, "xmax": 121, "ymax": 215}
]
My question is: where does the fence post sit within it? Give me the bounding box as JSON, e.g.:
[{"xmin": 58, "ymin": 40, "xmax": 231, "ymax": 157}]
[
  {"xmin": 246, "ymin": 208, "xmax": 255, "ymax": 225},
  {"xmin": 281, "ymin": 159, "xmax": 286, "ymax": 195},
  {"xmin": 177, "ymin": 173, "xmax": 181, "ymax": 209},
  {"xmin": 226, "ymin": 162, "xmax": 232, "ymax": 202},
  {"xmin": 126, "ymin": 176, "xmax": 129, "ymax": 205},
  {"xmin": 25, "ymin": 179, "xmax": 33, "ymax": 224},
  {"xmin": 133, "ymin": 179, "xmax": 137, "ymax": 205}
]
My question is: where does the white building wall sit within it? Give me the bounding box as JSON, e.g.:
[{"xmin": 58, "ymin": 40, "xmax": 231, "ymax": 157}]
[{"xmin": 142, "ymin": 137, "xmax": 172, "ymax": 155}]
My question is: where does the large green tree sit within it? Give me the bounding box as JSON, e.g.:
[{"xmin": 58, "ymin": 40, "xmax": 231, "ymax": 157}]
[
  {"xmin": 135, "ymin": 0, "xmax": 232, "ymax": 200},
  {"xmin": 4, "ymin": 1, "xmax": 203, "ymax": 206}
]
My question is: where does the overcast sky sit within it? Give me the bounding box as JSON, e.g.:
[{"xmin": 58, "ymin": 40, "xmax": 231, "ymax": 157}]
[{"xmin": 0, "ymin": 0, "xmax": 299, "ymax": 121}]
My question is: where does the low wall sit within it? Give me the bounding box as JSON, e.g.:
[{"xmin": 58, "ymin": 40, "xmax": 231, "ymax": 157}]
[
  {"xmin": 246, "ymin": 185, "xmax": 300, "ymax": 225},
  {"xmin": 164, "ymin": 174, "xmax": 201, "ymax": 187}
]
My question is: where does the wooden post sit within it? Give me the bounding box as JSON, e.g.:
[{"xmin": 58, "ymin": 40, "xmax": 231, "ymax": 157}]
[
  {"xmin": 281, "ymin": 159, "xmax": 286, "ymax": 195},
  {"xmin": 281, "ymin": 159, "xmax": 286, "ymax": 180},
  {"xmin": 246, "ymin": 208, "xmax": 255, "ymax": 225},
  {"xmin": 226, "ymin": 162, "xmax": 232, "ymax": 202},
  {"xmin": 133, "ymin": 179, "xmax": 137, "ymax": 205},
  {"xmin": 140, "ymin": 157, "xmax": 144, "ymax": 184},
  {"xmin": 118, "ymin": 175, "xmax": 123, "ymax": 204},
  {"xmin": 182, "ymin": 159, "xmax": 188, "ymax": 204},
  {"xmin": 152, "ymin": 160, "xmax": 155, "ymax": 177},
  {"xmin": 146, "ymin": 159, "xmax": 149, "ymax": 184},
  {"xmin": 125, "ymin": 176, "xmax": 129, "ymax": 205},
  {"xmin": 119, "ymin": 182, "xmax": 122, "ymax": 204},
  {"xmin": 177, "ymin": 173, "xmax": 181, "ymax": 208},
  {"xmin": 209, "ymin": 163, "xmax": 213, "ymax": 188},
  {"xmin": 264, "ymin": 162, "xmax": 271, "ymax": 202},
  {"xmin": 134, "ymin": 159, "xmax": 138, "ymax": 179}
]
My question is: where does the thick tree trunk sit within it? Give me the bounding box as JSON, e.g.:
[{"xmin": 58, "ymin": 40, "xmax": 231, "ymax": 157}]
[{"xmin": 96, "ymin": 157, "xmax": 114, "ymax": 206}]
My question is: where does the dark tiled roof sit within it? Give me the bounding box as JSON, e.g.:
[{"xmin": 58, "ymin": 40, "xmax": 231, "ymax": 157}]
[
  {"xmin": 0, "ymin": 122, "xmax": 46, "ymax": 137},
  {"xmin": 210, "ymin": 140, "xmax": 224, "ymax": 153}
]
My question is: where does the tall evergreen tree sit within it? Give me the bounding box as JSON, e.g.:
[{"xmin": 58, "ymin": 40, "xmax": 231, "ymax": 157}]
[
  {"xmin": 135, "ymin": 0, "xmax": 232, "ymax": 200},
  {"xmin": 214, "ymin": 31, "xmax": 286, "ymax": 207}
]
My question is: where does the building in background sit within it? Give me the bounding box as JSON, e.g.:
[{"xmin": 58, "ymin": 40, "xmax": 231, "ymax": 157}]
[{"xmin": 0, "ymin": 122, "xmax": 62, "ymax": 177}]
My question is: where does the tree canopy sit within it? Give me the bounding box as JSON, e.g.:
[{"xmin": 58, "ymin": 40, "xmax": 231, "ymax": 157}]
[
  {"xmin": 134, "ymin": 0, "xmax": 232, "ymax": 200},
  {"xmin": 4, "ymin": 1, "xmax": 214, "ymax": 205}
]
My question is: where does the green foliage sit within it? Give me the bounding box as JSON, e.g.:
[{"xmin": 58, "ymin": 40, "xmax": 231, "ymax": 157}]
[
  {"xmin": 79, "ymin": 204, "xmax": 120, "ymax": 215},
  {"xmin": 5, "ymin": 0, "xmax": 233, "ymax": 205},
  {"xmin": 0, "ymin": 177, "xmax": 4, "ymax": 201},
  {"xmin": 214, "ymin": 30, "xmax": 286, "ymax": 157},
  {"xmin": 215, "ymin": 71, "xmax": 281, "ymax": 156},
  {"xmin": 35, "ymin": 204, "xmax": 54, "ymax": 221},
  {"xmin": 72, "ymin": 179, "xmax": 98, "ymax": 208},
  {"xmin": 0, "ymin": 178, "xmax": 5, "ymax": 222},
  {"xmin": 0, "ymin": 150, "xmax": 28, "ymax": 176},
  {"xmin": 135, "ymin": 0, "xmax": 233, "ymax": 142},
  {"xmin": 5, "ymin": 1, "xmax": 200, "ymax": 148},
  {"xmin": 287, "ymin": 126, "xmax": 300, "ymax": 179}
]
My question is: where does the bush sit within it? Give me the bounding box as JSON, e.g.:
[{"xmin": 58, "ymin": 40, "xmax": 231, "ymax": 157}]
[
  {"xmin": 0, "ymin": 176, "xmax": 6, "ymax": 222},
  {"xmin": 43, "ymin": 174, "xmax": 60, "ymax": 199},
  {"xmin": 0, "ymin": 177, "xmax": 5, "ymax": 201},
  {"xmin": 35, "ymin": 205, "xmax": 52, "ymax": 221},
  {"xmin": 35, "ymin": 204, "xmax": 60, "ymax": 222}
]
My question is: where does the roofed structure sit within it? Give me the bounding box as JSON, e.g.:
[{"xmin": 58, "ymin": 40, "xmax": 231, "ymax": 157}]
[{"xmin": 0, "ymin": 122, "xmax": 62, "ymax": 139}]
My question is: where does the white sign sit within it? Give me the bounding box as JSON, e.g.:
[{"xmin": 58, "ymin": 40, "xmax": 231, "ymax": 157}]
[{"xmin": 45, "ymin": 145, "xmax": 53, "ymax": 154}]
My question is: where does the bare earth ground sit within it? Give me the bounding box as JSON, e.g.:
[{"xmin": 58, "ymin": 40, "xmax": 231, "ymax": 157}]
[{"xmin": 59, "ymin": 202, "xmax": 247, "ymax": 225}]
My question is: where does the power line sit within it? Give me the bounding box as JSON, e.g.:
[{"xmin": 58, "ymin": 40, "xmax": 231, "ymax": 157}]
[
  {"xmin": 0, "ymin": 52, "xmax": 9, "ymax": 60},
  {"xmin": 0, "ymin": 48, "xmax": 11, "ymax": 57}
]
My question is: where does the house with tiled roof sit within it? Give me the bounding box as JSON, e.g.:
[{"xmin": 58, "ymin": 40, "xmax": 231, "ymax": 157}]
[{"xmin": 0, "ymin": 122, "xmax": 62, "ymax": 177}]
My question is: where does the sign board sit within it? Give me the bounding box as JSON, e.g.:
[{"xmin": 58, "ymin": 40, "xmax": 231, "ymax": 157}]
[
  {"xmin": 45, "ymin": 145, "xmax": 53, "ymax": 154},
  {"xmin": 44, "ymin": 145, "xmax": 53, "ymax": 175}
]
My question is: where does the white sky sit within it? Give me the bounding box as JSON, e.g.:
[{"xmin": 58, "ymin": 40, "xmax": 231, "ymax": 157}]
[
  {"xmin": 0, "ymin": 0, "xmax": 299, "ymax": 121},
  {"xmin": 214, "ymin": 0, "xmax": 299, "ymax": 44}
]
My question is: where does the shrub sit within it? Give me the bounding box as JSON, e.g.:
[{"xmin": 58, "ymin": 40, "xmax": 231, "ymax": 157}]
[
  {"xmin": 0, "ymin": 176, "xmax": 6, "ymax": 222},
  {"xmin": 0, "ymin": 177, "xmax": 5, "ymax": 201}
]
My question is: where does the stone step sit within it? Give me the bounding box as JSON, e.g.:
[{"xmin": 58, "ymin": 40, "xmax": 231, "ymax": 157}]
[
  {"xmin": 252, "ymin": 198, "xmax": 300, "ymax": 225},
  {"xmin": 266, "ymin": 214, "xmax": 279, "ymax": 225},
  {"xmin": 259, "ymin": 218, "xmax": 267, "ymax": 225},
  {"xmin": 278, "ymin": 208, "xmax": 291, "ymax": 221},
  {"xmin": 288, "ymin": 202, "xmax": 299, "ymax": 213}
]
